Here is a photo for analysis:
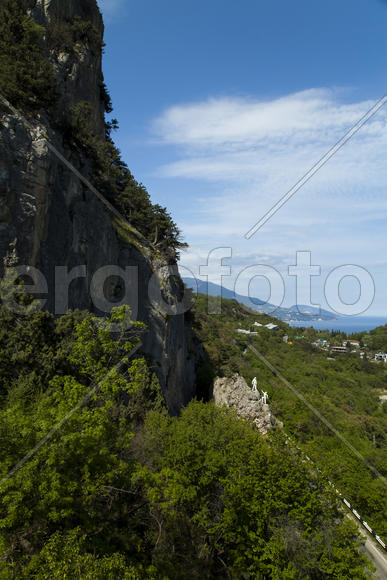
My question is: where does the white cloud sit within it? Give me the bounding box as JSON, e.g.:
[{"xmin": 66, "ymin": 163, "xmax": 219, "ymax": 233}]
[
  {"xmin": 152, "ymin": 89, "xmax": 387, "ymax": 230},
  {"xmin": 153, "ymin": 90, "xmax": 387, "ymax": 187},
  {"xmin": 153, "ymin": 89, "xmax": 380, "ymax": 148},
  {"xmin": 151, "ymin": 89, "xmax": 387, "ymax": 314}
]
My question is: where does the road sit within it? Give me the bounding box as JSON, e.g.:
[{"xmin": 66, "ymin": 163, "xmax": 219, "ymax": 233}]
[
  {"xmin": 281, "ymin": 428, "xmax": 387, "ymax": 576},
  {"xmin": 347, "ymin": 515, "xmax": 387, "ymax": 579}
]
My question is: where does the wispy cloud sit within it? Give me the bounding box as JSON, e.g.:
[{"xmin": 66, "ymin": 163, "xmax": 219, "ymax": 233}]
[
  {"xmin": 151, "ymin": 89, "xmax": 387, "ymax": 313},
  {"xmin": 152, "ymin": 89, "xmax": 387, "ymax": 230},
  {"xmin": 154, "ymin": 89, "xmax": 375, "ymax": 148}
]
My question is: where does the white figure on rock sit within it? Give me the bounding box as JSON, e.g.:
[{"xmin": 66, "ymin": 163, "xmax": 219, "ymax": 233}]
[
  {"xmin": 251, "ymin": 377, "xmax": 258, "ymax": 392},
  {"xmin": 262, "ymin": 391, "xmax": 268, "ymax": 404}
]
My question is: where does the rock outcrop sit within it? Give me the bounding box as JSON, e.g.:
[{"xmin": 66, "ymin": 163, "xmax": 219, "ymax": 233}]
[
  {"xmin": 0, "ymin": 0, "xmax": 198, "ymax": 413},
  {"xmin": 213, "ymin": 374, "xmax": 282, "ymax": 435}
]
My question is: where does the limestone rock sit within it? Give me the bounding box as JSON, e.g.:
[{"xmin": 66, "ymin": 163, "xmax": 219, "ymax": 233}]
[
  {"xmin": 0, "ymin": 0, "xmax": 199, "ymax": 414},
  {"xmin": 213, "ymin": 374, "xmax": 282, "ymax": 435}
]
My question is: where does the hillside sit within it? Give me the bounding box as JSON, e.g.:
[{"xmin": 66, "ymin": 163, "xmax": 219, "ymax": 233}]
[
  {"xmin": 191, "ymin": 293, "xmax": 387, "ymax": 540},
  {"xmin": 0, "ymin": 1, "xmax": 383, "ymax": 578},
  {"xmin": 183, "ymin": 277, "xmax": 337, "ymax": 322},
  {"xmin": 0, "ymin": 302, "xmax": 374, "ymax": 578},
  {"xmin": 356, "ymin": 325, "xmax": 387, "ymax": 353}
]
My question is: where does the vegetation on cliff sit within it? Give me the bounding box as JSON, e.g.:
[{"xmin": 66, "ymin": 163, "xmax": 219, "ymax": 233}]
[
  {"xmin": 0, "ymin": 0, "xmax": 186, "ymax": 261},
  {"xmin": 0, "ymin": 0, "xmax": 57, "ymax": 110}
]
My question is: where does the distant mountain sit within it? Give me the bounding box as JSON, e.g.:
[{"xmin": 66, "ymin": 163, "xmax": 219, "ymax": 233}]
[
  {"xmin": 183, "ymin": 278, "xmax": 337, "ymax": 322},
  {"xmin": 289, "ymin": 304, "xmax": 337, "ymax": 319}
]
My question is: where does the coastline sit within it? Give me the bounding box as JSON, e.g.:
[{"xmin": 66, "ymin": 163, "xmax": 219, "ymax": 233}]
[{"xmin": 289, "ymin": 316, "xmax": 387, "ymax": 333}]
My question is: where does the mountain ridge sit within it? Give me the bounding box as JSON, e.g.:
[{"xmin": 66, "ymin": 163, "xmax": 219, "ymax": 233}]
[{"xmin": 183, "ymin": 277, "xmax": 337, "ymax": 322}]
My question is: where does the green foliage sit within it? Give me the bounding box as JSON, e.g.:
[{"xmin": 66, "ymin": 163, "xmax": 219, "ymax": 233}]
[
  {"xmin": 48, "ymin": 15, "xmax": 103, "ymax": 55},
  {"xmin": 0, "ymin": 4, "xmax": 378, "ymax": 576},
  {"xmin": 191, "ymin": 294, "xmax": 387, "ymax": 539},
  {"xmin": 63, "ymin": 101, "xmax": 187, "ymax": 260},
  {"xmin": 0, "ymin": 301, "xmax": 372, "ymax": 577},
  {"xmin": 0, "ymin": 0, "xmax": 57, "ymax": 111},
  {"xmin": 101, "ymin": 82, "xmax": 114, "ymax": 115},
  {"xmin": 134, "ymin": 401, "xmax": 370, "ymax": 578},
  {"xmin": 0, "ymin": 306, "xmax": 161, "ymax": 576},
  {"xmin": 361, "ymin": 324, "xmax": 387, "ymax": 352},
  {"xmin": 23, "ymin": 528, "xmax": 141, "ymax": 579}
]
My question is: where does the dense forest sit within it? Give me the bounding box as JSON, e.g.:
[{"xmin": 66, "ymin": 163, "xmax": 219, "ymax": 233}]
[{"xmin": 0, "ymin": 301, "xmax": 374, "ymax": 578}]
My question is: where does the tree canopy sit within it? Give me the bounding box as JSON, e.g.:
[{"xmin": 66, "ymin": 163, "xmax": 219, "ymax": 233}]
[{"xmin": 0, "ymin": 303, "xmax": 373, "ymax": 578}]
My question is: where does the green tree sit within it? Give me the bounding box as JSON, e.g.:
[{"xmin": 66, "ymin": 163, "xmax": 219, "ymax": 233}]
[
  {"xmin": 11, "ymin": 528, "xmax": 144, "ymax": 579},
  {"xmin": 0, "ymin": 0, "xmax": 57, "ymax": 111},
  {"xmin": 134, "ymin": 401, "xmax": 371, "ymax": 579},
  {"xmin": 0, "ymin": 307, "xmax": 151, "ymax": 574}
]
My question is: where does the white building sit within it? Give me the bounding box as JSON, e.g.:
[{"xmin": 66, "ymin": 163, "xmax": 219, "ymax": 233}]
[
  {"xmin": 331, "ymin": 346, "xmax": 347, "ymax": 354},
  {"xmin": 236, "ymin": 329, "xmax": 258, "ymax": 336},
  {"xmin": 265, "ymin": 323, "xmax": 279, "ymax": 331},
  {"xmin": 342, "ymin": 340, "xmax": 360, "ymax": 348}
]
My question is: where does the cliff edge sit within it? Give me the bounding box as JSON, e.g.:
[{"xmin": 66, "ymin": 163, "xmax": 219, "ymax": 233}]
[{"xmin": 0, "ymin": 0, "xmax": 198, "ymax": 413}]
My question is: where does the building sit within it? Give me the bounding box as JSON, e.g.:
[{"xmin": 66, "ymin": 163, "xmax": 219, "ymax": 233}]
[
  {"xmin": 265, "ymin": 323, "xmax": 279, "ymax": 331},
  {"xmin": 236, "ymin": 329, "xmax": 258, "ymax": 336},
  {"xmin": 374, "ymin": 353, "xmax": 387, "ymax": 362},
  {"xmin": 253, "ymin": 322, "xmax": 263, "ymax": 327},
  {"xmin": 343, "ymin": 340, "xmax": 360, "ymax": 348},
  {"xmin": 331, "ymin": 346, "xmax": 347, "ymax": 354}
]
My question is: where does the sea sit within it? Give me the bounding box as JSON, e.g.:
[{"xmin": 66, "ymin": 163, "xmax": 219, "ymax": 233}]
[{"xmin": 289, "ymin": 316, "xmax": 387, "ymax": 334}]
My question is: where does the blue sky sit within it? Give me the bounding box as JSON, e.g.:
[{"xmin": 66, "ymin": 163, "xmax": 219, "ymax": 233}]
[{"xmin": 97, "ymin": 0, "xmax": 387, "ymax": 316}]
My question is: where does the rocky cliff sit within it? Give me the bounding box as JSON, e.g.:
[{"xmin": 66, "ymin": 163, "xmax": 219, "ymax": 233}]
[
  {"xmin": 0, "ymin": 0, "xmax": 198, "ymax": 413},
  {"xmin": 213, "ymin": 374, "xmax": 282, "ymax": 435}
]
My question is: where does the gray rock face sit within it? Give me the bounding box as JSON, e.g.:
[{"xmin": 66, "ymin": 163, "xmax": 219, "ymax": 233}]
[
  {"xmin": 213, "ymin": 374, "xmax": 282, "ymax": 435},
  {"xmin": 0, "ymin": 0, "xmax": 198, "ymax": 413},
  {"xmin": 30, "ymin": 0, "xmax": 106, "ymax": 137}
]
